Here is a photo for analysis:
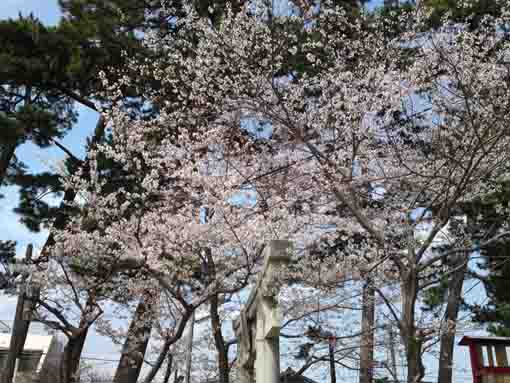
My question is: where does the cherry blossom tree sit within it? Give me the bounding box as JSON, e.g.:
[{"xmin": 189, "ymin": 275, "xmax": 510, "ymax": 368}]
[{"xmin": 49, "ymin": 1, "xmax": 510, "ymax": 382}]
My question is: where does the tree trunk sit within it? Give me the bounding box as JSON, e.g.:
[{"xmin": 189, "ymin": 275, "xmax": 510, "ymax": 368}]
[
  {"xmin": 184, "ymin": 311, "xmax": 195, "ymax": 383},
  {"xmin": 0, "ymin": 142, "xmax": 17, "ymax": 187},
  {"xmin": 401, "ymin": 270, "xmax": 425, "ymax": 383},
  {"xmin": 329, "ymin": 338, "xmax": 336, "ymax": 383},
  {"xmin": 60, "ymin": 328, "xmax": 89, "ymax": 383},
  {"xmin": 359, "ymin": 281, "xmax": 375, "ymax": 383},
  {"xmin": 0, "ymin": 245, "xmax": 37, "ymax": 383},
  {"xmin": 60, "ymin": 295, "xmax": 97, "ymax": 383},
  {"xmin": 204, "ymin": 249, "xmax": 229, "ymax": 383},
  {"xmin": 437, "ymin": 256, "xmax": 468, "ymax": 383},
  {"xmin": 143, "ymin": 307, "xmax": 193, "ymax": 383},
  {"xmin": 144, "ymin": 337, "xmax": 172, "ymax": 383},
  {"xmin": 163, "ymin": 353, "xmax": 173, "ymax": 383},
  {"xmin": 386, "ymin": 325, "xmax": 398, "ymax": 382},
  {"xmin": 211, "ymin": 293, "xmax": 229, "ymax": 383},
  {"xmin": 405, "ymin": 339, "xmax": 424, "ymax": 383},
  {"xmin": 113, "ymin": 290, "xmax": 155, "ymax": 383}
]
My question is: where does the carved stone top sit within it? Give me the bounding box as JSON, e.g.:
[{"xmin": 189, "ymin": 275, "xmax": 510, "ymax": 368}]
[{"xmin": 233, "ymin": 240, "xmax": 292, "ymax": 333}]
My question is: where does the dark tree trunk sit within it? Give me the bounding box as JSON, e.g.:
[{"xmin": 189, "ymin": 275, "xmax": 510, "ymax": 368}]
[
  {"xmin": 204, "ymin": 249, "xmax": 229, "ymax": 383},
  {"xmin": 60, "ymin": 328, "xmax": 89, "ymax": 383},
  {"xmin": 184, "ymin": 311, "xmax": 195, "ymax": 383},
  {"xmin": 386, "ymin": 325, "xmax": 398, "ymax": 382},
  {"xmin": 163, "ymin": 353, "xmax": 173, "ymax": 383},
  {"xmin": 211, "ymin": 293, "xmax": 229, "ymax": 383},
  {"xmin": 59, "ymin": 296, "xmax": 98, "ymax": 383},
  {"xmin": 113, "ymin": 290, "xmax": 155, "ymax": 383},
  {"xmin": 329, "ymin": 338, "xmax": 336, "ymax": 383},
  {"xmin": 437, "ymin": 256, "xmax": 468, "ymax": 383},
  {"xmin": 143, "ymin": 308, "xmax": 193, "ymax": 383},
  {"xmin": 401, "ymin": 271, "xmax": 425, "ymax": 383},
  {"xmin": 145, "ymin": 337, "xmax": 172, "ymax": 383},
  {"xmin": 359, "ymin": 281, "xmax": 375, "ymax": 383},
  {"xmin": 405, "ymin": 340, "xmax": 425, "ymax": 383}
]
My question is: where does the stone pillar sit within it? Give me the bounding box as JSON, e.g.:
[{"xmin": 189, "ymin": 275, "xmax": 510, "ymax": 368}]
[
  {"xmin": 255, "ymin": 296, "xmax": 280, "ymax": 383},
  {"xmin": 233, "ymin": 240, "xmax": 292, "ymax": 383}
]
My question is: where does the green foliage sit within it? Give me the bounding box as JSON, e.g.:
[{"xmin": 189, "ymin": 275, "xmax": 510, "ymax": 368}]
[
  {"xmin": 471, "ymin": 234, "xmax": 510, "ymax": 336},
  {"xmin": 422, "ymin": 279, "xmax": 449, "ymax": 315},
  {"xmin": 0, "ymin": 15, "xmax": 78, "ymax": 147},
  {"xmin": 0, "ymin": 240, "xmax": 16, "ymax": 264},
  {"xmin": 423, "ymin": 0, "xmax": 503, "ymax": 29},
  {"xmin": 0, "ymin": 0, "xmax": 168, "ymax": 230},
  {"xmin": 0, "ymin": 240, "xmax": 16, "ymax": 289},
  {"xmin": 0, "ymin": 14, "xmax": 78, "ymax": 201},
  {"xmin": 459, "ymin": 181, "xmax": 510, "ymax": 335},
  {"xmin": 11, "ymin": 171, "xmax": 64, "ymax": 232},
  {"xmin": 0, "ymin": 16, "xmax": 77, "ymax": 87}
]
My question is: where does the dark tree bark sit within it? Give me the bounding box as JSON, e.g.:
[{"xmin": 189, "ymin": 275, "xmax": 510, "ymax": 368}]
[
  {"xmin": 57, "ymin": 295, "xmax": 102, "ymax": 383},
  {"xmin": 163, "ymin": 353, "xmax": 174, "ymax": 383},
  {"xmin": 143, "ymin": 307, "xmax": 193, "ymax": 383},
  {"xmin": 113, "ymin": 290, "xmax": 155, "ymax": 383},
  {"xmin": 184, "ymin": 312, "xmax": 195, "ymax": 383},
  {"xmin": 173, "ymin": 369, "xmax": 180, "ymax": 383},
  {"xmin": 401, "ymin": 270, "xmax": 425, "ymax": 383},
  {"xmin": 437, "ymin": 256, "xmax": 468, "ymax": 383},
  {"xmin": 205, "ymin": 249, "xmax": 229, "ymax": 383},
  {"xmin": 386, "ymin": 325, "xmax": 398, "ymax": 382},
  {"xmin": 359, "ymin": 281, "xmax": 375, "ymax": 383},
  {"xmin": 329, "ymin": 338, "xmax": 337, "ymax": 383},
  {"xmin": 60, "ymin": 327, "xmax": 89, "ymax": 383},
  {"xmin": 211, "ymin": 293, "xmax": 229, "ymax": 383}
]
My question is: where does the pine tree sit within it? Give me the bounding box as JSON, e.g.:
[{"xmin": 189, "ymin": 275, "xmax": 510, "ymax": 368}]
[
  {"xmin": 0, "ymin": 240, "xmax": 16, "ymax": 289},
  {"xmin": 0, "ymin": 0, "xmax": 165, "ymax": 232},
  {"xmin": 467, "ymin": 182, "xmax": 510, "ymax": 336},
  {"xmin": 0, "ymin": 15, "xmax": 79, "ymax": 188},
  {"xmin": 421, "ymin": 0, "xmax": 503, "ymax": 29}
]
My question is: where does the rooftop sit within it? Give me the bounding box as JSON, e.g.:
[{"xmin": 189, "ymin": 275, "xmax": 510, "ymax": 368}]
[{"xmin": 459, "ymin": 336, "xmax": 510, "ymax": 346}]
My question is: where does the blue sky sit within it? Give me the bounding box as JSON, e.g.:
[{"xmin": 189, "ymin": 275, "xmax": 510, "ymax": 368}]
[{"xmin": 1, "ymin": 0, "xmax": 62, "ymax": 25}]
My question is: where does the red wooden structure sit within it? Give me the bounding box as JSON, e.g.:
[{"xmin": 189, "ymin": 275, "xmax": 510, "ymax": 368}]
[{"xmin": 459, "ymin": 336, "xmax": 510, "ymax": 383}]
